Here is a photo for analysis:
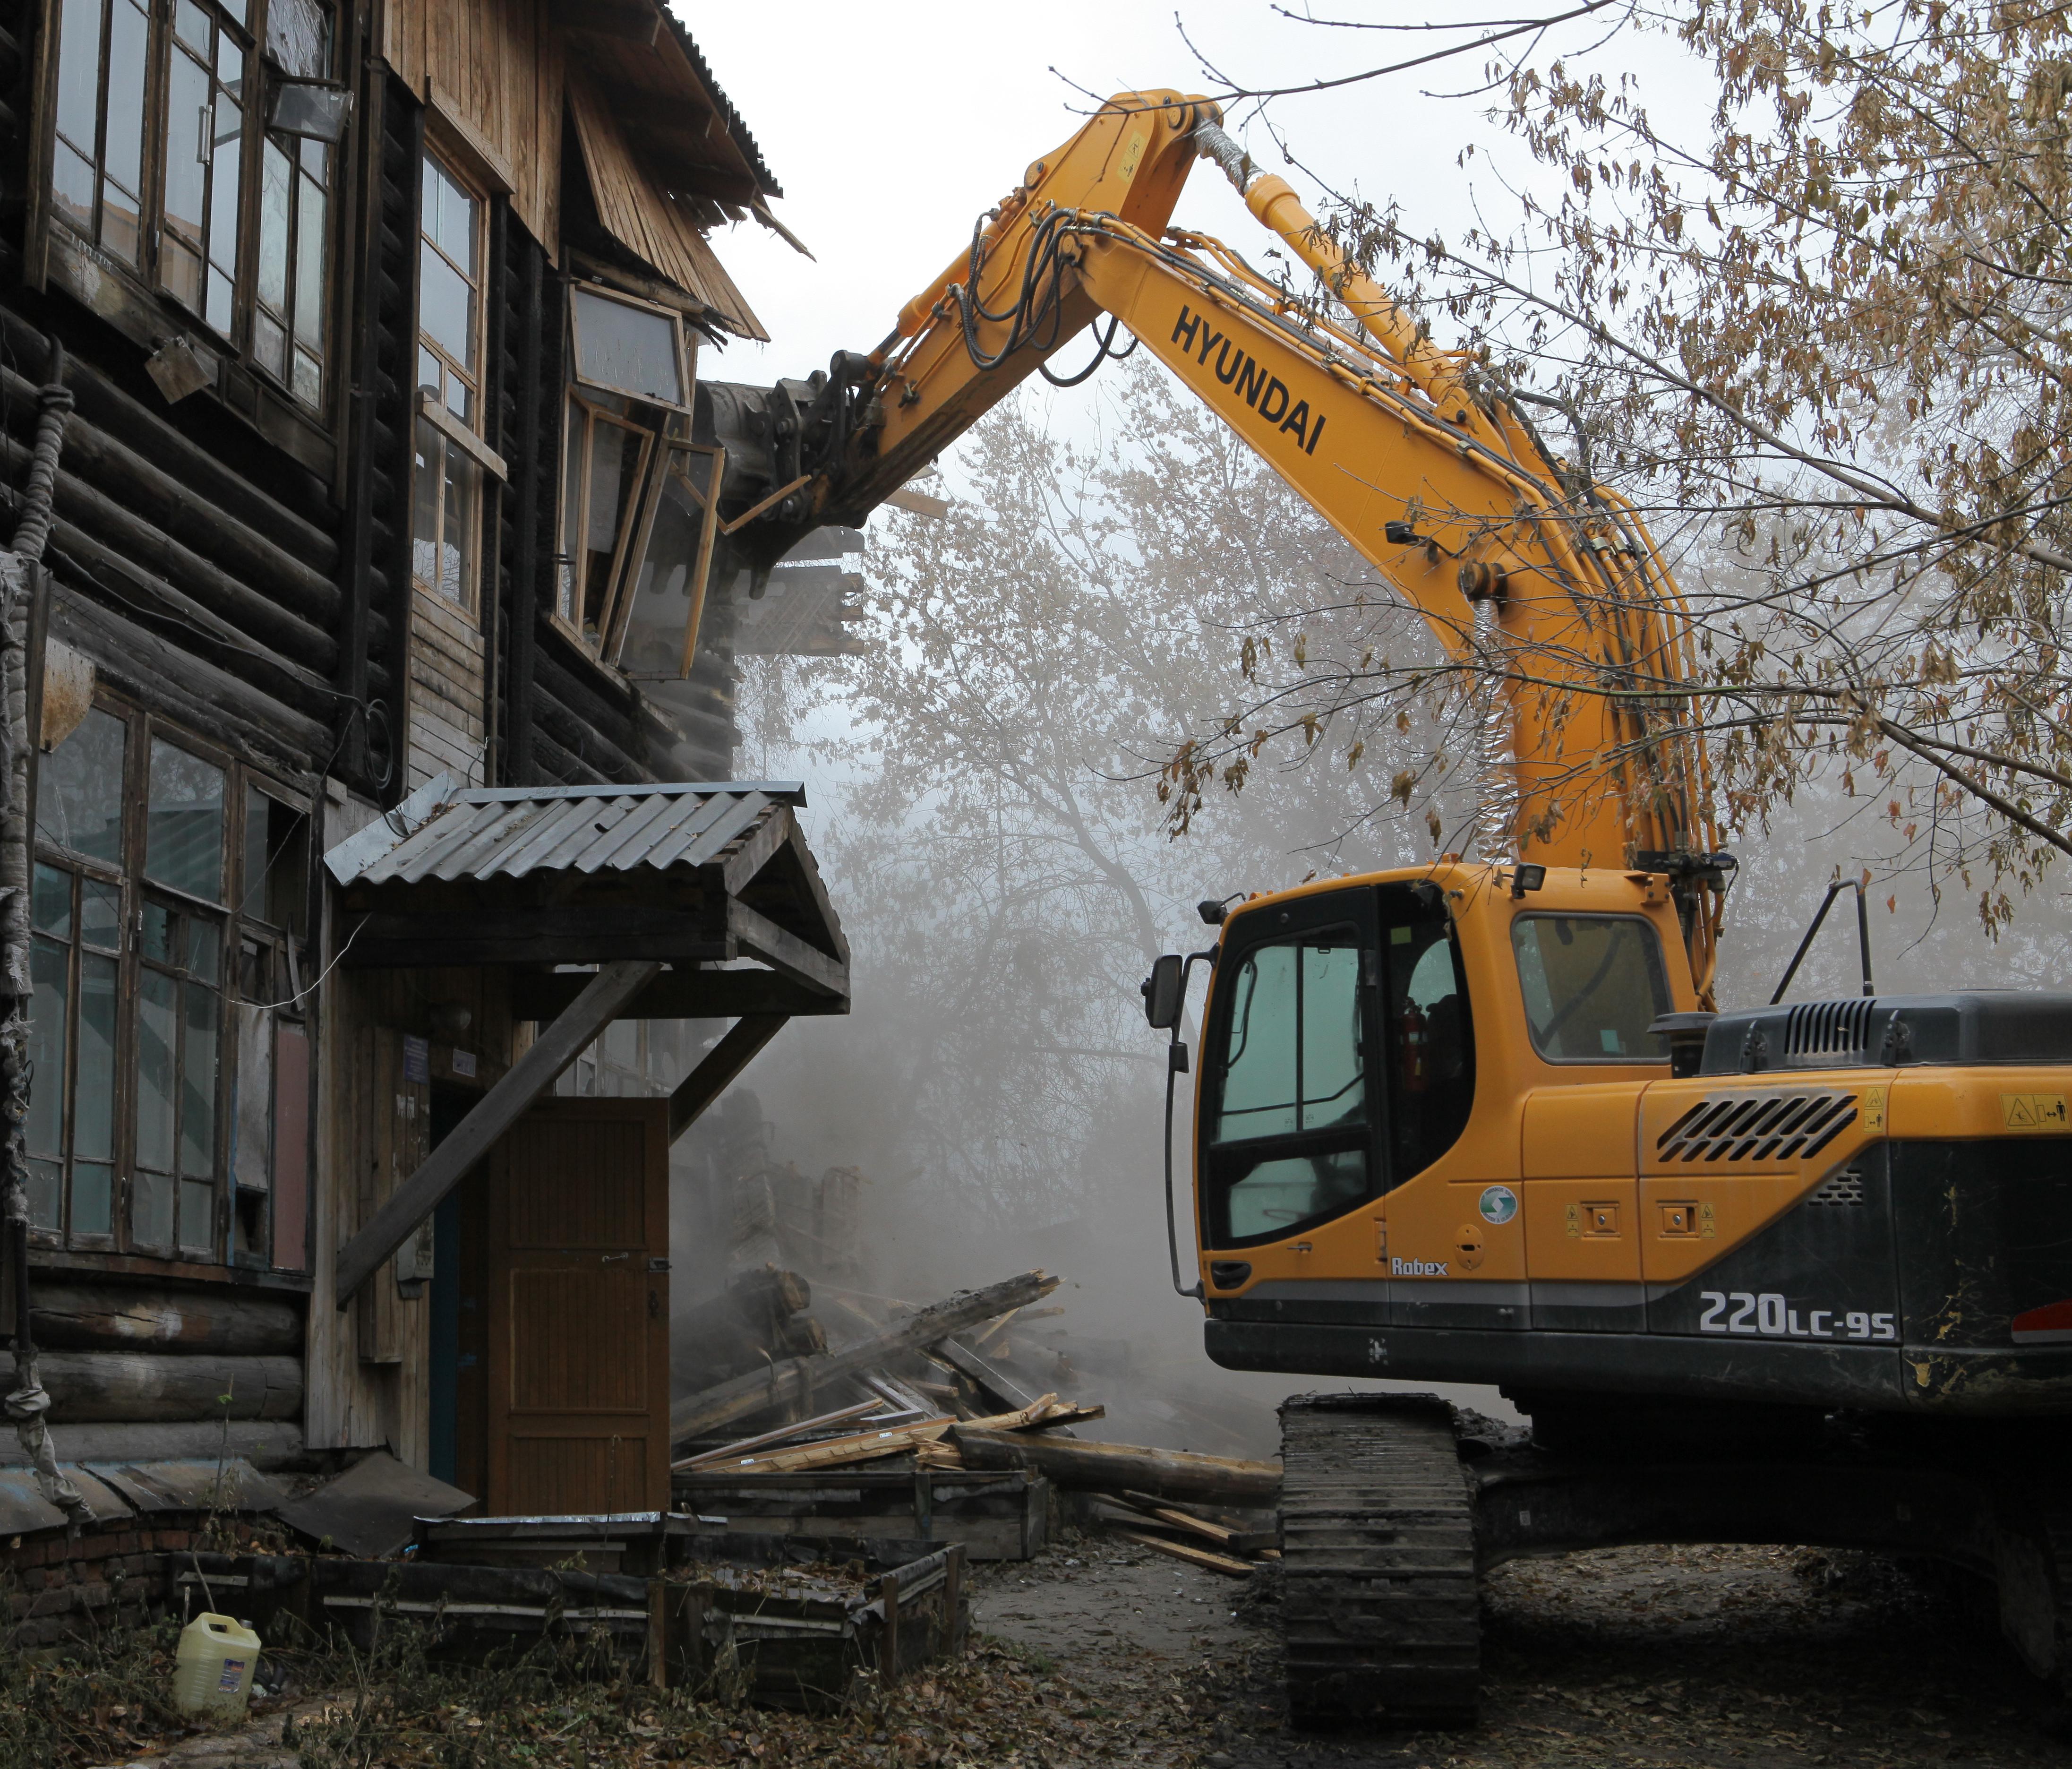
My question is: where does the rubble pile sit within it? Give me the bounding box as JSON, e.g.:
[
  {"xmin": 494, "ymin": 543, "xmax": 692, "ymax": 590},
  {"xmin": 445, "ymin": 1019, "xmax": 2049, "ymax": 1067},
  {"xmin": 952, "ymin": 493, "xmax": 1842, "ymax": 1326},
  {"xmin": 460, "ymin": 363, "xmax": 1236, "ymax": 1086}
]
[{"xmin": 670, "ymin": 1269, "xmax": 1283, "ymax": 1578}]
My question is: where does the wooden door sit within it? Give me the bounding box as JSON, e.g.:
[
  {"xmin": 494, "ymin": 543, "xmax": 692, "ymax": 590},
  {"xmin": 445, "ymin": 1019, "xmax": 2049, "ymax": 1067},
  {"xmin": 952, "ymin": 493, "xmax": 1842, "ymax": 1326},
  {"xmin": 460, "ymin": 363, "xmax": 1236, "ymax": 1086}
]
[{"xmin": 484, "ymin": 1099, "xmax": 670, "ymax": 1515}]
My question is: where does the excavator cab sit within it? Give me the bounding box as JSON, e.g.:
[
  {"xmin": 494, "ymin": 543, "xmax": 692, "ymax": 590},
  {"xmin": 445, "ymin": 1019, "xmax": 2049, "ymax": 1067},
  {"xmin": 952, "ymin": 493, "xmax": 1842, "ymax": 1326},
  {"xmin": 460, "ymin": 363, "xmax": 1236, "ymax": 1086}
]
[{"xmin": 1196, "ymin": 881, "xmax": 1475, "ymax": 1247}]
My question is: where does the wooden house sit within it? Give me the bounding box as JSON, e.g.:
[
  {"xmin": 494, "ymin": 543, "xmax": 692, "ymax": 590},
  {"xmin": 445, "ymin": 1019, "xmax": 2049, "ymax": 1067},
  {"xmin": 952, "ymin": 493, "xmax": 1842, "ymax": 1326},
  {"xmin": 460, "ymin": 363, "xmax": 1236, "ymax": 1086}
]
[{"xmin": 0, "ymin": 0, "xmax": 850, "ymax": 1521}]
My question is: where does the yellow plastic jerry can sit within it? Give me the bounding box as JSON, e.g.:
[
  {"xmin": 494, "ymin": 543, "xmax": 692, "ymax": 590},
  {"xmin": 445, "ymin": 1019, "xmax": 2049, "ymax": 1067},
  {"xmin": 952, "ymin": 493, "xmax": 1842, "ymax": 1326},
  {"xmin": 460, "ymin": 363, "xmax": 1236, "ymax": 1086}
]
[{"xmin": 174, "ymin": 1612, "xmax": 262, "ymax": 1717}]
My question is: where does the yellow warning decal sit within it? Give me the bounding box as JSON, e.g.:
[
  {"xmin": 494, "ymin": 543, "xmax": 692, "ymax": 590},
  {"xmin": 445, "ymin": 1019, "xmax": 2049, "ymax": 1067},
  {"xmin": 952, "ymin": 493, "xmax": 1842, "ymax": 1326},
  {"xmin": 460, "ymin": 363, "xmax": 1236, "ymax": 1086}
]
[
  {"xmin": 2001, "ymin": 1092, "xmax": 2071, "ymax": 1131},
  {"xmin": 1860, "ymin": 1085, "xmax": 1887, "ymax": 1133},
  {"xmin": 1118, "ymin": 130, "xmax": 1148, "ymax": 183}
]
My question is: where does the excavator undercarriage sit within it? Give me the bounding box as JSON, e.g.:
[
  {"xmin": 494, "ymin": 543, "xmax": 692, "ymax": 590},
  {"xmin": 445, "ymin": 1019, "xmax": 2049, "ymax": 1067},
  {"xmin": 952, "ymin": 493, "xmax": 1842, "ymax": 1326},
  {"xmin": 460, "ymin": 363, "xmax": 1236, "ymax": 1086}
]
[{"xmin": 1279, "ymin": 1390, "xmax": 2072, "ymax": 1726}]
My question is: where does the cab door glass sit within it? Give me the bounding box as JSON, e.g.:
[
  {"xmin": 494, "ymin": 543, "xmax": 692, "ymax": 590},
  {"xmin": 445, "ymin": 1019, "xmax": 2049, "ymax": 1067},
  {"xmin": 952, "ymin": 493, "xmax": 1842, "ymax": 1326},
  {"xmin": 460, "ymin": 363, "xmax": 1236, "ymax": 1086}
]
[
  {"xmin": 1208, "ymin": 927, "xmax": 1374, "ymax": 1244},
  {"xmin": 1213, "ymin": 938, "xmax": 1367, "ymax": 1143}
]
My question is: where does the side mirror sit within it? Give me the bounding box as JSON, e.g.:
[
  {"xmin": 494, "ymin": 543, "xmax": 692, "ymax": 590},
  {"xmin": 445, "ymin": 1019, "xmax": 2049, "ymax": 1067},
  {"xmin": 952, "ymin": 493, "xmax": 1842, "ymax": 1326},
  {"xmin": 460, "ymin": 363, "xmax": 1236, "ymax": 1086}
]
[{"xmin": 1141, "ymin": 953, "xmax": 1186, "ymax": 1030}]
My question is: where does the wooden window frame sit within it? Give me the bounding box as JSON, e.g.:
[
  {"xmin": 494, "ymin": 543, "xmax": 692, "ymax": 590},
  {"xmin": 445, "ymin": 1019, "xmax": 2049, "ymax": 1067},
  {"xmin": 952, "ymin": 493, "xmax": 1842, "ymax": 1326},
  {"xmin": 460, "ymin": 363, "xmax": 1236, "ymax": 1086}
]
[
  {"xmin": 550, "ymin": 276, "xmax": 721, "ymax": 680},
  {"xmin": 27, "ymin": 691, "xmax": 314, "ymax": 1278},
  {"xmin": 34, "ymin": 0, "xmax": 348, "ymax": 440},
  {"xmin": 553, "ymin": 390, "xmax": 655, "ymax": 656},
  {"xmin": 568, "ymin": 283, "xmax": 691, "ymax": 414},
  {"xmin": 613, "ymin": 440, "xmax": 726, "ymax": 680},
  {"xmin": 411, "ymin": 141, "xmax": 489, "ymax": 613}
]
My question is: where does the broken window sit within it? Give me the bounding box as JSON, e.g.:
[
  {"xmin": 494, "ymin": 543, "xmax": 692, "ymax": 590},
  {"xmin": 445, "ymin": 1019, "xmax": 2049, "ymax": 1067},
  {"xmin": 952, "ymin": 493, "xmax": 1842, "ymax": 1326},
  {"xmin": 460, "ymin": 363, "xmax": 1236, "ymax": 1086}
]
[
  {"xmin": 556, "ymin": 392, "xmax": 653, "ymax": 653},
  {"xmin": 616, "ymin": 445, "xmax": 725, "ymax": 678},
  {"xmin": 570, "ymin": 286, "xmax": 689, "ymax": 409},
  {"xmin": 412, "ymin": 148, "xmax": 488, "ymax": 608},
  {"xmin": 554, "ymin": 286, "xmax": 719, "ymax": 676},
  {"xmin": 29, "ymin": 697, "xmax": 310, "ymax": 1268},
  {"xmin": 47, "ymin": 0, "xmax": 341, "ymax": 413}
]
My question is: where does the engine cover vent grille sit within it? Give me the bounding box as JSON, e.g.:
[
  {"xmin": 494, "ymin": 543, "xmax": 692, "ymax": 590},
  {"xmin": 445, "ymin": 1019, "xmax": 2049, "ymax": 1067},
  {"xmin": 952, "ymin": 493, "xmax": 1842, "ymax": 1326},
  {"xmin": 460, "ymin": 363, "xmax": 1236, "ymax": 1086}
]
[
  {"xmin": 1783, "ymin": 998, "xmax": 1877, "ymax": 1066},
  {"xmin": 1657, "ymin": 1091, "xmax": 1859, "ymax": 1164},
  {"xmin": 1807, "ymin": 1168, "xmax": 1866, "ymax": 1206}
]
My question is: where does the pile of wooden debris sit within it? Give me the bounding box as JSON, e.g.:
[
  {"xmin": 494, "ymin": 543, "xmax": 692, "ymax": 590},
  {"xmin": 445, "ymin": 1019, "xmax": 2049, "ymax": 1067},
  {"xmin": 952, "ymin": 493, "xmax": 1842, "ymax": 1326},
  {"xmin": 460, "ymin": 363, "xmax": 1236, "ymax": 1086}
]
[{"xmin": 669, "ymin": 1269, "xmax": 1281, "ymax": 1577}]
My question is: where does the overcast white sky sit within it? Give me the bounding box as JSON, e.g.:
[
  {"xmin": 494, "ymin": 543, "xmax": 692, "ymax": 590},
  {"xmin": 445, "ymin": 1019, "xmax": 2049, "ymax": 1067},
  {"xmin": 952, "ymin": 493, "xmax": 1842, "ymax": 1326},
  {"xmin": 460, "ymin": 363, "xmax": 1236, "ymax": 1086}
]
[{"xmin": 677, "ymin": 1, "xmax": 1688, "ymax": 391}]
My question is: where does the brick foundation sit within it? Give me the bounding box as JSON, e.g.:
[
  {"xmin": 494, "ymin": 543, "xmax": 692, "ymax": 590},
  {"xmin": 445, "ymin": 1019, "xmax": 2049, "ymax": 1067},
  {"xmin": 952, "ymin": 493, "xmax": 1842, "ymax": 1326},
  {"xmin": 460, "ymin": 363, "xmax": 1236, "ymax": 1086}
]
[{"xmin": 2, "ymin": 1515, "xmax": 266, "ymax": 1646}]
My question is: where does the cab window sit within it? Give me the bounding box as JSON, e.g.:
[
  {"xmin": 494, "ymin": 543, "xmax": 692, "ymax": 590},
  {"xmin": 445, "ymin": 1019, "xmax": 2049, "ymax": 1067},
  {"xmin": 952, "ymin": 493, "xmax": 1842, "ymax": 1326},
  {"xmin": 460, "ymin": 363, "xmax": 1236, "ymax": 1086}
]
[
  {"xmin": 1382, "ymin": 900, "xmax": 1475, "ymax": 1179},
  {"xmin": 1207, "ymin": 927, "xmax": 1372, "ymax": 1245},
  {"xmin": 1512, "ymin": 913, "xmax": 1670, "ymax": 1062}
]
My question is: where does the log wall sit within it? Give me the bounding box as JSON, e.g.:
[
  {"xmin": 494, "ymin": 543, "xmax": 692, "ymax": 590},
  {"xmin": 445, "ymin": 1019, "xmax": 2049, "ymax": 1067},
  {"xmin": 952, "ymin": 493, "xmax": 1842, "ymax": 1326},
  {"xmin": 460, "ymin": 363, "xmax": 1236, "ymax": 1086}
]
[{"xmin": 0, "ymin": 0, "xmax": 757, "ymax": 1483}]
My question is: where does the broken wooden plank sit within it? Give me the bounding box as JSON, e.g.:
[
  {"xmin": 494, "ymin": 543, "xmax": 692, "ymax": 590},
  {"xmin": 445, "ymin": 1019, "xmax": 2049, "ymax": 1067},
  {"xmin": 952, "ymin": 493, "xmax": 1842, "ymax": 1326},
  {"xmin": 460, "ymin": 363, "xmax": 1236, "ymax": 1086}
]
[
  {"xmin": 1110, "ymin": 1528, "xmax": 1257, "ymax": 1578},
  {"xmin": 963, "ymin": 1395, "xmax": 1104, "ymax": 1433},
  {"xmin": 668, "ymin": 1271, "xmax": 1061, "ymax": 1446},
  {"xmin": 704, "ymin": 1417, "xmax": 952, "ymax": 1476},
  {"xmin": 1104, "ymin": 1492, "xmax": 1277, "ymax": 1555},
  {"xmin": 671, "ymin": 1398, "xmax": 888, "ymax": 1472},
  {"xmin": 950, "ymin": 1427, "xmax": 1281, "ymax": 1506},
  {"xmin": 931, "ymin": 1334, "xmax": 1042, "ymax": 1416}
]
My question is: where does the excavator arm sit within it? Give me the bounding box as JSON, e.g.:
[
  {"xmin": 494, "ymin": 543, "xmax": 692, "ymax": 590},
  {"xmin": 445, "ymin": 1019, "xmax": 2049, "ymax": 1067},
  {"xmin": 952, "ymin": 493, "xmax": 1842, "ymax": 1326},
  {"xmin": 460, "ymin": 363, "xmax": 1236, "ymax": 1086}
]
[{"xmin": 771, "ymin": 92, "xmax": 1728, "ymax": 996}]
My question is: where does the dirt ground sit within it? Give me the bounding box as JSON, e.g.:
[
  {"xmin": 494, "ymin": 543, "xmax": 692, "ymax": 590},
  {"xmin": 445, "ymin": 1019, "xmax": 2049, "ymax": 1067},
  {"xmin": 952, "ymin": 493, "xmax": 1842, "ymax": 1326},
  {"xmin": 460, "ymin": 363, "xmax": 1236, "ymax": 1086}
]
[{"xmin": 971, "ymin": 1530, "xmax": 2069, "ymax": 1766}]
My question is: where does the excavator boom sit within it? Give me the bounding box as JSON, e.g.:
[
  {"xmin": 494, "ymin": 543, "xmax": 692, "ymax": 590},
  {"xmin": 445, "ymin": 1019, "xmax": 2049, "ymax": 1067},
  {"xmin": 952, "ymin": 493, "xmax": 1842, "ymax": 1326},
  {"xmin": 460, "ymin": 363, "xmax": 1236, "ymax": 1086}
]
[{"xmin": 788, "ymin": 92, "xmax": 1725, "ymax": 996}]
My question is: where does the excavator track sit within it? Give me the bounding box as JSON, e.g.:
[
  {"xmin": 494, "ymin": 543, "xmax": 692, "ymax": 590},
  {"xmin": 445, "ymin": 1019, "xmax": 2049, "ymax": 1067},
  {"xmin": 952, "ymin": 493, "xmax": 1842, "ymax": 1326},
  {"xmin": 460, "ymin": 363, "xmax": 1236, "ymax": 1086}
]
[{"xmin": 1279, "ymin": 1392, "xmax": 1480, "ymax": 1727}]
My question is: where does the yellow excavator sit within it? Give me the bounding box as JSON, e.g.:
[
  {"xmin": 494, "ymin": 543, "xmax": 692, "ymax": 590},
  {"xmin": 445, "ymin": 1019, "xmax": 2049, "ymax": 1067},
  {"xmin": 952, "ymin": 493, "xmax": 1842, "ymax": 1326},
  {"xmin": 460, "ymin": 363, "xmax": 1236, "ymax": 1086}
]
[{"xmin": 705, "ymin": 93, "xmax": 2072, "ymax": 1724}]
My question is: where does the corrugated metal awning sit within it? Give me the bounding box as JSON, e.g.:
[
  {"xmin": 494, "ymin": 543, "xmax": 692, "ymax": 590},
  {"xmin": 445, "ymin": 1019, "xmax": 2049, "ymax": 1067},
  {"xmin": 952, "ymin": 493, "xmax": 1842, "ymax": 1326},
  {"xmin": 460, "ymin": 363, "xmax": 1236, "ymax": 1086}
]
[
  {"xmin": 326, "ymin": 778, "xmax": 805, "ymax": 887},
  {"xmin": 323, "ymin": 775, "xmax": 848, "ymax": 1008}
]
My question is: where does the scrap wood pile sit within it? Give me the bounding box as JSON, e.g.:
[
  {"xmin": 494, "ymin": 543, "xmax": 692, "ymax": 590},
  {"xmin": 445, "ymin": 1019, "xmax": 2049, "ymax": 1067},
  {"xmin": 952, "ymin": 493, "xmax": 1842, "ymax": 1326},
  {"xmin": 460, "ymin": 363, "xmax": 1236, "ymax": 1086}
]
[{"xmin": 670, "ymin": 1269, "xmax": 1283, "ymax": 1577}]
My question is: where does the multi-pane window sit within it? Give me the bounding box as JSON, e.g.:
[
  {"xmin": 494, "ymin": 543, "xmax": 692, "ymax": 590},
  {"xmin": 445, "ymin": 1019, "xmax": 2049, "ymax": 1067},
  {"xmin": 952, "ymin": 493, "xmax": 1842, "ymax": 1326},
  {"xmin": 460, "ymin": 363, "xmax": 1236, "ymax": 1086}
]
[
  {"xmin": 553, "ymin": 284, "xmax": 720, "ymax": 675},
  {"xmin": 412, "ymin": 150, "xmax": 486, "ymax": 607},
  {"xmin": 47, "ymin": 0, "xmax": 340, "ymax": 413},
  {"xmin": 50, "ymin": 0, "xmax": 150, "ymax": 267},
  {"xmin": 29, "ymin": 701, "xmax": 309, "ymax": 1265},
  {"xmin": 26, "ymin": 703, "xmax": 126, "ymax": 1244},
  {"xmin": 254, "ymin": 0, "xmax": 334, "ymax": 407},
  {"xmin": 159, "ymin": 0, "xmax": 248, "ymax": 331}
]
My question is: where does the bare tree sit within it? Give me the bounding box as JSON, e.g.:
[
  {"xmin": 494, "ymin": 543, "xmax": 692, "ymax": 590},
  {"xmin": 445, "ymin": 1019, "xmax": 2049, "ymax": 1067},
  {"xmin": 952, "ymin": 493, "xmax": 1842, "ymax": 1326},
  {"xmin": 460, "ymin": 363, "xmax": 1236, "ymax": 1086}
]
[{"xmin": 1170, "ymin": 0, "xmax": 2072, "ymax": 930}]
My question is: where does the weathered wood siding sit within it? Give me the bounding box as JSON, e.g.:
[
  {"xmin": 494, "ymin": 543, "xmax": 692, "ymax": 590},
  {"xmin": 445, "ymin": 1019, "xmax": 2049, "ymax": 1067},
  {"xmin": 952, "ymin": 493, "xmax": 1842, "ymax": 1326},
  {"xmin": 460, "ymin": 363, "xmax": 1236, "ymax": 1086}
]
[
  {"xmin": 407, "ymin": 587, "xmax": 488, "ymax": 789},
  {"xmin": 380, "ymin": 0, "xmax": 563, "ymax": 258},
  {"xmin": 304, "ymin": 932, "xmax": 525, "ymax": 1469}
]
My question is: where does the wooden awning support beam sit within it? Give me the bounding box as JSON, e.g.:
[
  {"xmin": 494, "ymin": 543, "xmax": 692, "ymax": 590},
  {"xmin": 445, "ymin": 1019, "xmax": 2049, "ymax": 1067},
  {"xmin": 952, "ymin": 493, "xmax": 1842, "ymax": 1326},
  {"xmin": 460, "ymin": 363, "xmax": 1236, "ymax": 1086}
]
[
  {"xmin": 668, "ymin": 1013, "xmax": 787, "ymax": 1142},
  {"xmin": 333, "ymin": 959, "xmax": 662, "ymax": 1307}
]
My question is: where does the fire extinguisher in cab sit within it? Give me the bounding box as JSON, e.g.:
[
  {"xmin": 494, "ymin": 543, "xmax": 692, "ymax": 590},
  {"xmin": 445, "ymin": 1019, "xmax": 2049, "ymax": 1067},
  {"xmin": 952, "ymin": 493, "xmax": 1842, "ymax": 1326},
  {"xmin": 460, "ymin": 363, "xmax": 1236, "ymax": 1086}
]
[{"xmin": 1401, "ymin": 998, "xmax": 1429, "ymax": 1094}]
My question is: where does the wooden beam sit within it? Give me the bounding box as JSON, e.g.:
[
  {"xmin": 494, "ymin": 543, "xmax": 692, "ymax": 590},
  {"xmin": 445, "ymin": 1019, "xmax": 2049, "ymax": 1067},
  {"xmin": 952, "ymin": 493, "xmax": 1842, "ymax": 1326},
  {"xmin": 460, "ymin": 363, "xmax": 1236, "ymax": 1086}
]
[
  {"xmin": 668, "ymin": 1014, "xmax": 786, "ymax": 1142},
  {"xmin": 778, "ymin": 816, "xmax": 850, "ymax": 963},
  {"xmin": 728, "ymin": 900, "xmax": 846, "ymax": 997},
  {"xmin": 670, "ymin": 1271, "xmax": 1060, "ymax": 1446},
  {"xmin": 549, "ymin": 0, "xmax": 659, "ymax": 43},
  {"xmin": 719, "ymin": 799, "xmax": 794, "ymax": 899},
  {"xmin": 948, "ymin": 1428, "xmax": 1283, "ymax": 1507},
  {"xmin": 511, "ymin": 969, "xmax": 845, "ymax": 1022},
  {"xmin": 334, "ymin": 960, "xmax": 661, "ymax": 1305},
  {"xmin": 1107, "ymin": 1528, "xmax": 1258, "ymax": 1579},
  {"xmin": 342, "ymin": 911, "xmax": 726, "ymax": 970}
]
